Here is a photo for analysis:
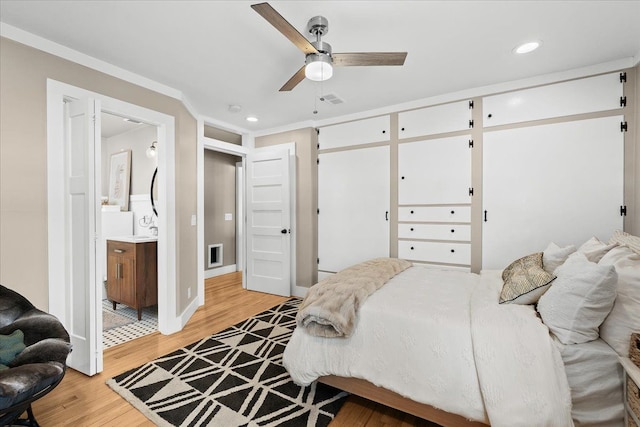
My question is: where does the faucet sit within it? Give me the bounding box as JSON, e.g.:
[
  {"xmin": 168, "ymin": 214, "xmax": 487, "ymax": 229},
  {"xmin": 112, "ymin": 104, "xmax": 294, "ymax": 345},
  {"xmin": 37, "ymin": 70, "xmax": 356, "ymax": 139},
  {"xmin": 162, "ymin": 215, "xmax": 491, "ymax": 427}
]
[{"xmin": 149, "ymin": 225, "xmax": 158, "ymax": 236}]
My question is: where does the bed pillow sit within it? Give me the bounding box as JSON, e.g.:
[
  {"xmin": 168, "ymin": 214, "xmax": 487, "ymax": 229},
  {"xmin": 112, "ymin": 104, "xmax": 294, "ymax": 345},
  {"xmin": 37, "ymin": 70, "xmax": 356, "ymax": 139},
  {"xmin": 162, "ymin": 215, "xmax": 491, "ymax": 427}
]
[
  {"xmin": 0, "ymin": 329, "xmax": 25, "ymax": 365},
  {"xmin": 542, "ymin": 242, "xmax": 576, "ymax": 275},
  {"xmin": 577, "ymin": 236, "xmax": 617, "ymax": 263},
  {"xmin": 598, "ymin": 245, "xmax": 640, "ymax": 356},
  {"xmin": 537, "ymin": 252, "xmax": 617, "ymax": 344},
  {"xmin": 609, "ymin": 229, "xmax": 640, "ymax": 254},
  {"xmin": 499, "ymin": 252, "xmax": 556, "ymax": 305}
]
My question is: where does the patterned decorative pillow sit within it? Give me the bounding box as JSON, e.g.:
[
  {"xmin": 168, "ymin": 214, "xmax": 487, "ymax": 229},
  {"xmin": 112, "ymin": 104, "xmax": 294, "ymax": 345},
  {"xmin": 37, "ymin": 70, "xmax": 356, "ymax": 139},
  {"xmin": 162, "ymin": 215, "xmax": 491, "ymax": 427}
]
[
  {"xmin": 0, "ymin": 329, "xmax": 25, "ymax": 365},
  {"xmin": 500, "ymin": 252, "xmax": 556, "ymax": 304}
]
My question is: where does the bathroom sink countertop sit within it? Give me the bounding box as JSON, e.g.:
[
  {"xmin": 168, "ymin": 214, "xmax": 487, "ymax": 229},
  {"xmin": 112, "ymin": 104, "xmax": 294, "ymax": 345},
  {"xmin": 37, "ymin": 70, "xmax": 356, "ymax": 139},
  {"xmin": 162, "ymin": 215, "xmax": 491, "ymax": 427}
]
[{"xmin": 108, "ymin": 235, "xmax": 158, "ymax": 243}]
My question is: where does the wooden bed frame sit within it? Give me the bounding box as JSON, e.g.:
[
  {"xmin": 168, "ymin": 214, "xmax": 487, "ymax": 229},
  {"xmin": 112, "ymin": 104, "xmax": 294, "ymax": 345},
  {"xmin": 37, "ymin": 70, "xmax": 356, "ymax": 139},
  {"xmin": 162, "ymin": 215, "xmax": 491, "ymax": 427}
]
[{"xmin": 319, "ymin": 375, "xmax": 489, "ymax": 427}]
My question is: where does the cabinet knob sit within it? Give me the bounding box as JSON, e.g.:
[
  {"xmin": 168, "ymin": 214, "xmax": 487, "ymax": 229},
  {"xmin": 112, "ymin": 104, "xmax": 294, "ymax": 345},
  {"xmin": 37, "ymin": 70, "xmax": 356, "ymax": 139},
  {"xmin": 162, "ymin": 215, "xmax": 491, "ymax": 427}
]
[
  {"xmin": 451, "ymin": 229, "xmax": 455, "ymax": 233},
  {"xmin": 401, "ymin": 176, "xmax": 405, "ymax": 180},
  {"xmin": 410, "ymin": 246, "xmax": 414, "ymax": 250},
  {"xmin": 450, "ymin": 210, "xmax": 455, "ymax": 215},
  {"xmin": 410, "ymin": 210, "xmax": 414, "ymax": 214},
  {"xmin": 410, "ymin": 227, "xmax": 414, "ymax": 231},
  {"xmin": 487, "ymin": 113, "xmax": 493, "ymax": 118},
  {"xmin": 382, "ymin": 130, "xmax": 386, "ymax": 134},
  {"xmin": 401, "ymin": 127, "xmax": 405, "ymax": 131},
  {"xmin": 451, "ymin": 249, "xmax": 455, "ymax": 253}
]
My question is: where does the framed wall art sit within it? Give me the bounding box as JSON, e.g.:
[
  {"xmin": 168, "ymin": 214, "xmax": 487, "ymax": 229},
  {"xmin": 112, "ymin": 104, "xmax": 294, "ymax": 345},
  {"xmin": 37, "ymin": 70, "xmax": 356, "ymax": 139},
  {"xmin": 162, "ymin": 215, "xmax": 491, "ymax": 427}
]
[{"xmin": 108, "ymin": 149, "xmax": 132, "ymax": 211}]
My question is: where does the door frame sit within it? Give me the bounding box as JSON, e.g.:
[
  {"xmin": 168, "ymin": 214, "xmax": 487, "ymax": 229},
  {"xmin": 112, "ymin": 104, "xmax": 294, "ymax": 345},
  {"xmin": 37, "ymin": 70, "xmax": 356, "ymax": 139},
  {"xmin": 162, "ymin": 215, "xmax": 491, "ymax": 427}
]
[
  {"xmin": 47, "ymin": 80, "xmax": 180, "ymax": 367},
  {"xmin": 196, "ymin": 120, "xmax": 299, "ymax": 301}
]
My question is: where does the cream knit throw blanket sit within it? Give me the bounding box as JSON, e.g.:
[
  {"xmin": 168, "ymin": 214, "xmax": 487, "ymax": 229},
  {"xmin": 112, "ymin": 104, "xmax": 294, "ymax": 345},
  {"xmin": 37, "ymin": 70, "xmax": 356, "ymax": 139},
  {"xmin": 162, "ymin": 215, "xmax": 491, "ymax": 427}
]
[{"xmin": 296, "ymin": 258, "xmax": 412, "ymax": 338}]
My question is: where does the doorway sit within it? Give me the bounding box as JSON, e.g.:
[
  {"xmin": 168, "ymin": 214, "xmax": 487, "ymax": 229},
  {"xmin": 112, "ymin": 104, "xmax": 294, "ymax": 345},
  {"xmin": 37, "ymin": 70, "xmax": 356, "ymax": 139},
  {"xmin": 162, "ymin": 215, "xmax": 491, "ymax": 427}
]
[
  {"xmin": 46, "ymin": 80, "xmax": 179, "ymax": 376},
  {"xmin": 100, "ymin": 112, "xmax": 159, "ymax": 348}
]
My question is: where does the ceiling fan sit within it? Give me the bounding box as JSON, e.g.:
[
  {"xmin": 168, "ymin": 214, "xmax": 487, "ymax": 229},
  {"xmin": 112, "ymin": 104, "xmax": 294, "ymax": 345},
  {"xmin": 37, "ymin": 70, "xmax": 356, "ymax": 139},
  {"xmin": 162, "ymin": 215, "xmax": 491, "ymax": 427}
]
[{"xmin": 251, "ymin": 2, "xmax": 408, "ymax": 91}]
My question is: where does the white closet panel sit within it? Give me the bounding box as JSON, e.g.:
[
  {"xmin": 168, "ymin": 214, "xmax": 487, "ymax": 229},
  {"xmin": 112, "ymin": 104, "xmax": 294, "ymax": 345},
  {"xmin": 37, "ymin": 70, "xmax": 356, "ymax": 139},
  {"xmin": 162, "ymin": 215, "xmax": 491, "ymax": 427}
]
[
  {"xmin": 398, "ymin": 206, "xmax": 471, "ymax": 223},
  {"xmin": 398, "ymin": 223, "xmax": 471, "ymax": 241},
  {"xmin": 398, "ymin": 100, "xmax": 472, "ymax": 139},
  {"xmin": 318, "ymin": 115, "xmax": 390, "ymax": 150},
  {"xmin": 483, "ymin": 73, "xmax": 623, "ymax": 127},
  {"xmin": 482, "ymin": 116, "xmax": 624, "ymax": 269},
  {"xmin": 398, "ymin": 135, "xmax": 472, "ymax": 204},
  {"xmin": 318, "ymin": 146, "xmax": 390, "ymax": 273}
]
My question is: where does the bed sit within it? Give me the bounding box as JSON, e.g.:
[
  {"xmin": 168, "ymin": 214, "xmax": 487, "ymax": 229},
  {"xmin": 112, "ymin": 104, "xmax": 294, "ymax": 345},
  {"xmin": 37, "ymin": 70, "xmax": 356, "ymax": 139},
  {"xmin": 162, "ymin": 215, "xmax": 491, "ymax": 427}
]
[{"xmin": 283, "ymin": 231, "xmax": 640, "ymax": 427}]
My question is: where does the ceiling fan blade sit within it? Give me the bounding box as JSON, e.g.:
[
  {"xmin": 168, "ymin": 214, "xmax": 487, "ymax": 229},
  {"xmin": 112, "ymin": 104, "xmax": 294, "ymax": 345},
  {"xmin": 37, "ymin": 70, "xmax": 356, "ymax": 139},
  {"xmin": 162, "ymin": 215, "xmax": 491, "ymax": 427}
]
[
  {"xmin": 332, "ymin": 52, "xmax": 408, "ymax": 67},
  {"xmin": 251, "ymin": 3, "xmax": 318, "ymax": 55},
  {"xmin": 280, "ymin": 66, "xmax": 306, "ymax": 91}
]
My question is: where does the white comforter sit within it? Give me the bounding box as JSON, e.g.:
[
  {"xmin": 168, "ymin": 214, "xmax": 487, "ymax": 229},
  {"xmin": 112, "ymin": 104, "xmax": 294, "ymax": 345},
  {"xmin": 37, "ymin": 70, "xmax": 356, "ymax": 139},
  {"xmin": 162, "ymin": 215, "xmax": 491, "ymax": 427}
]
[{"xmin": 283, "ymin": 267, "xmax": 574, "ymax": 426}]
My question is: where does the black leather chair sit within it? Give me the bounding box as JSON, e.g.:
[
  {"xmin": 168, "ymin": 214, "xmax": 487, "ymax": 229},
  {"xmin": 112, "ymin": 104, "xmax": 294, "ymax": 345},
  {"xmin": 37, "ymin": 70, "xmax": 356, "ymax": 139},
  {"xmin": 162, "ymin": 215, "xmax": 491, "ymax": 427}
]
[{"xmin": 0, "ymin": 284, "xmax": 72, "ymax": 427}]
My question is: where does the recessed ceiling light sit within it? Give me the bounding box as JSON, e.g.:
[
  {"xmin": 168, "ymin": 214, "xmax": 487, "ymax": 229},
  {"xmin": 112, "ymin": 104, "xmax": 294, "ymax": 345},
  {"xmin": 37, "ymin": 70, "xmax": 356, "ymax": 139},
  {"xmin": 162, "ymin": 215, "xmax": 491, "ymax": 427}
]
[
  {"xmin": 246, "ymin": 116, "xmax": 258, "ymax": 122},
  {"xmin": 513, "ymin": 41, "xmax": 541, "ymax": 54}
]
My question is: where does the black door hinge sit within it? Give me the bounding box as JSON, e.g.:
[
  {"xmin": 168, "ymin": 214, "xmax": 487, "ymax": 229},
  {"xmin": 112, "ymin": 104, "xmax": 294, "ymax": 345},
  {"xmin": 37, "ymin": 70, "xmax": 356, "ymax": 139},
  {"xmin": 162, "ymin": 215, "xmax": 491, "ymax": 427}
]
[
  {"xmin": 317, "ymin": 143, "xmax": 320, "ymax": 149},
  {"xmin": 621, "ymin": 122, "xmax": 628, "ymax": 132},
  {"xmin": 469, "ymin": 139, "xmax": 474, "ymax": 148},
  {"xmin": 469, "ymin": 100, "xmax": 474, "ymax": 109},
  {"xmin": 620, "ymin": 72, "xmax": 627, "ymax": 83},
  {"xmin": 317, "ymin": 208, "xmax": 320, "ymax": 214},
  {"xmin": 317, "ymin": 258, "xmax": 320, "ymax": 264},
  {"xmin": 469, "ymin": 119, "xmax": 474, "ymax": 128},
  {"xmin": 317, "ymin": 158, "xmax": 320, "ymax": 164},
  {"xmin": 621, "ymin": 205, "xmax": 627, "ymax": 216},
  {"xmin": 469, "ymin": 188, "xmax": 474, "ymax": 196},
  {"xmin": 620, "ymin": 96, "xmax": 627, "ymax": 107}
]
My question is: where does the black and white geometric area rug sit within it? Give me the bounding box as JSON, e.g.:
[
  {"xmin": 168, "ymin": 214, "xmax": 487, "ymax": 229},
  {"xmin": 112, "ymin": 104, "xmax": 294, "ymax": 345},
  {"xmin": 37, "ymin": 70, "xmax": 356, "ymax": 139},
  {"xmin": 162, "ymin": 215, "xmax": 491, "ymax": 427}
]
[{"xmin": 107, "ymin": 299, "xmax": 348, "ymax": 427}]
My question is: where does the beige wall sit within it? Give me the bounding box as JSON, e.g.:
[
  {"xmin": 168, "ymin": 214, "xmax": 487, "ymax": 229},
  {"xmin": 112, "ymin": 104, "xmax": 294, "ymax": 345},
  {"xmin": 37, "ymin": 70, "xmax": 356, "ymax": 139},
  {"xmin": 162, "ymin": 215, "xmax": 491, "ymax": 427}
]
[
  {"xmin": 255, "ymin": 128, "xmax": 318, "ymax": 288},
  {"xmin": 204, "ymin": 125, "xmax": 242, "ymax": 145},
  {"xmin": 204, "ymin": 150, "xmax": 238, "ymax": 269},
  {"xmin": 0, "ymin": 37, "xmax": 197, "ymax": 313}
]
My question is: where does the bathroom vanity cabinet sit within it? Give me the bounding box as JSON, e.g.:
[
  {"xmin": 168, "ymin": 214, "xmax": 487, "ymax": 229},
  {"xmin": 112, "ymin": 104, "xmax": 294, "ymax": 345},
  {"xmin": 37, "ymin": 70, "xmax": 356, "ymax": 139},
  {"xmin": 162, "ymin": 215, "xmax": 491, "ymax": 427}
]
[{"xmin": 106, "ymin": 238, "xmax": 157, "ymax": 320}]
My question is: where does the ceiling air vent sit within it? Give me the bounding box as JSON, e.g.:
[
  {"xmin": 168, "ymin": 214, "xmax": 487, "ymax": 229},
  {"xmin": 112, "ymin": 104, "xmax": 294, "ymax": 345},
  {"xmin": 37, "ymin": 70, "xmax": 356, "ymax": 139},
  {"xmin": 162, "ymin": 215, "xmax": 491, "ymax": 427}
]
[{"xmin": 320, "ymin": 93, "xmax": 345, "ymax": 105}]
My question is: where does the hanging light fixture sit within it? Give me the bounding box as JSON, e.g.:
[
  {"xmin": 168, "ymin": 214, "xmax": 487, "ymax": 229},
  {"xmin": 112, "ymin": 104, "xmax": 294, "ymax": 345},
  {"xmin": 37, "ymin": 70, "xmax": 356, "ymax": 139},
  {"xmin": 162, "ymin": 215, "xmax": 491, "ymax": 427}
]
[{"xmin": 146, "ymin": 141, "xmax": 157, "ymax": 158}]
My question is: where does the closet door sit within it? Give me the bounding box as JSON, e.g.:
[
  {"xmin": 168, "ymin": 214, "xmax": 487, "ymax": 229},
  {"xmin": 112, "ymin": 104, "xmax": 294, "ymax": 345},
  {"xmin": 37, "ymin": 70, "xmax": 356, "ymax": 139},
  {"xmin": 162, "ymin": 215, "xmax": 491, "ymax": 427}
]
[
  {"xmin": 482, "ymin": 116, "xmax": 624, "ymax": 269},
  {"xmin": 398, "ymin": 135, "xmax": 472, "ymax": 205},
  {"xmin": 318, "ymin": 146, "xmax": 390, "ymax": 273}
]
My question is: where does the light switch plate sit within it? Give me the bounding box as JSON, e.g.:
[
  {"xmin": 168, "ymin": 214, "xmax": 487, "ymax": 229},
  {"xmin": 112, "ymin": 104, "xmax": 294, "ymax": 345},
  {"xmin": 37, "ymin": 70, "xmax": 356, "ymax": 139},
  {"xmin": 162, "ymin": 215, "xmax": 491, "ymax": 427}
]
[{"xmin": 191, "ymin": 214, "xmax": 196, "ymax": 226}]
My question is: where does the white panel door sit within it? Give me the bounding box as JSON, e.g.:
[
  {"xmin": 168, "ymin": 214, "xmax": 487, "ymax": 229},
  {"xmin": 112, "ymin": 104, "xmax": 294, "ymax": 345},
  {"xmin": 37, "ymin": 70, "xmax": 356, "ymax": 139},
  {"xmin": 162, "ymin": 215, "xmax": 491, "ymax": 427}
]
[
  {"xmin": 318, "ymin": 146, "xmax": 390, "ymax": 273},
  {"xmin": 398, "ymin": 100, "xmax": 472, "ymax": 138},
  {"xmin": 65, "ymin": 98, "xmax": 101, "ymax": 375},
  {"xmin": 483, "ymin": 73, "xmax": 623, "ymax": 127},
  {"xmin": 246, "ymin": 148, "xmax": 291, "ymax": 297},
  {"xmin": 319, "ymin": 115, "xmax": 390, "ymax": 150},
  {"xmin": 398, "ymin": 135, "xmax": 472, "ymax": 205},
  {"xmin": 483, "ymin": 116, "xmax": 624, "ymax": 269}
]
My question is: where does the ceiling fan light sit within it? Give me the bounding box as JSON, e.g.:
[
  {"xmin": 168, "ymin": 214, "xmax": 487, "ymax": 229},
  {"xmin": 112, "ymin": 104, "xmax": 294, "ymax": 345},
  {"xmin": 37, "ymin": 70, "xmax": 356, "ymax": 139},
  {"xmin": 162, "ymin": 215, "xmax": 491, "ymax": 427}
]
[{"xmin": 305, "ymin": 54, "xmax": 333, "ymax": 81}]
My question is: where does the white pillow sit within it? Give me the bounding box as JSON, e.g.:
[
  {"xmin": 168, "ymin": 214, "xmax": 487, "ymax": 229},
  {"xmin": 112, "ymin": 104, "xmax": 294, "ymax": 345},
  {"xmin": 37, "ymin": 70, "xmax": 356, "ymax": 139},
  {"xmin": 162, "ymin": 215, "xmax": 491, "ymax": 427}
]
[
  {"xmin": 598, "ymin": 245, "xmax": 640, "ymax": 356},
  {"xmin": 577, "ymin": 237, "xmax": 617, "ymax": 263},
  {"xmin": 537, "ymin": 252, "xmax": 617, "ymax": 344},
  {"xmin": 608, "ymin": 229, "xmax": 640, "ymax": 254},
  {"xmin": 542, "ymin": 242, "xmax": 576, "ymax": 275}
]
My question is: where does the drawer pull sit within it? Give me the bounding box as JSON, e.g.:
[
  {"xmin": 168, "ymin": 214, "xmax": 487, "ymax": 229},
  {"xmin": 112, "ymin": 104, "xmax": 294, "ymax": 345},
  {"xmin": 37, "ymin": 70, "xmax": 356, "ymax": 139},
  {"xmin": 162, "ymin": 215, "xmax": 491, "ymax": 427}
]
[
  {"xmin": 410, "ymin": 227, "xmax": 414, "ymax": 231},
  {"xmin": 113, "ymin": 249, "xmax": 124, "ymax": 254},
  {"xmin": 382, "ymin": 130, "xmax": 386, "ymax": 134},
  {"xmin": 401, "ymin": 127, "xmax": 405, "ymax": 131},
  {"xmin": 401, "ymin": 176, "xmax": 405, "ymax": 180},
  {"xmin": 451, "ymin": 249, "xmax": 455, "ymax": 253},
  {"xmin": 450, "ymin": 210, "xmax": 455, "ymax": 215},
  {"xmin": 410, "ymin": 246, "xmax": 414, "ymax": 250},
  {"xmin": 410, "ymin": 210, "xmax": 414, "ymax": 214},
  {"xmin": 451, "ymin": 229, "xmax": 455, "ymax": 233}
]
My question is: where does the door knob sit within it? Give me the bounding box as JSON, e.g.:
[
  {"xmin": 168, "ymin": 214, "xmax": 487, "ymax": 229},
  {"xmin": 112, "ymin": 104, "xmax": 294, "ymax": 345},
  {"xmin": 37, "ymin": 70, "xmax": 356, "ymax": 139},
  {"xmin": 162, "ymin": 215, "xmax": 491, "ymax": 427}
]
[{"xmin": 281, "ymin": 229, "xmax": 288, "ymax": 234}]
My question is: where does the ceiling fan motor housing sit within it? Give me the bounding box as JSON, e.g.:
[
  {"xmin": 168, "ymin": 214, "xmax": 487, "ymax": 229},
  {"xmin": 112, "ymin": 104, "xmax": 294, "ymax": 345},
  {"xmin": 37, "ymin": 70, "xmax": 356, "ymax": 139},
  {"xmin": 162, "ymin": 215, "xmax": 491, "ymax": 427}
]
[{"xmin": 307, "ymin": 15, "xmax": 329, "ymax": 37}]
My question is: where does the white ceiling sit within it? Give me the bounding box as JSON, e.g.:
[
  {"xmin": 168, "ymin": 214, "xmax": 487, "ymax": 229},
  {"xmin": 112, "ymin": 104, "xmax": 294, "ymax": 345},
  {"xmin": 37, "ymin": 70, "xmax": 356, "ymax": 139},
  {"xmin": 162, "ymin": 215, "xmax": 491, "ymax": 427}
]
[{"xmin": 1, "ymin": 1, "xmax": 639, "ymax": 132}]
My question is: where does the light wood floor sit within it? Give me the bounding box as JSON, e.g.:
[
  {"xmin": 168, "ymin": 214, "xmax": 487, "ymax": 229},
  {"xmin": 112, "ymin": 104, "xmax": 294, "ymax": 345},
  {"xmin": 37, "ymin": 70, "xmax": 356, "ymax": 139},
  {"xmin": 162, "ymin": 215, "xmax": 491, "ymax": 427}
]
[{"xmin": 32, "ymin": 272, "xmax": 436, "ymax": 426}]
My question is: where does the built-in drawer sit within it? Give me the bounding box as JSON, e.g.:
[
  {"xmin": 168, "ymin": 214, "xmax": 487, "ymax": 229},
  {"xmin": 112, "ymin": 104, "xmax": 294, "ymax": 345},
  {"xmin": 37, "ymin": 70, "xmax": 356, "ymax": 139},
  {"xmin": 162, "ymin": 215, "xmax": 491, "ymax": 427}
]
[
  {"xmin": 398, "ymin": 206, "xmax": 471, "ymax": 223},
  {"xmin": 107, "ymin": 240, "xmax": 135, "ymax": 259},
  {"xmin": 398, "ymin": 223, "xmax": 471, "ymax": 241},
  {"xmin": 398, "ymin": 241, "xmax": 470, "ymax": 265}
]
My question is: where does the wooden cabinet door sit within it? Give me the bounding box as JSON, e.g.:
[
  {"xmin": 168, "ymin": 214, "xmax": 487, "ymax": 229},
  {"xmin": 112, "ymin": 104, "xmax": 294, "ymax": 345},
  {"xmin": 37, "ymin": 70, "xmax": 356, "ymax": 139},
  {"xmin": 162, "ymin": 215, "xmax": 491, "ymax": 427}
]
[
  {"xmin": 119, "ymin": 257, "xmax": 135, "ymax": 307},
  {"xmin": 106, "ymin": 252, "xmax": 121, "ymax": 302}
]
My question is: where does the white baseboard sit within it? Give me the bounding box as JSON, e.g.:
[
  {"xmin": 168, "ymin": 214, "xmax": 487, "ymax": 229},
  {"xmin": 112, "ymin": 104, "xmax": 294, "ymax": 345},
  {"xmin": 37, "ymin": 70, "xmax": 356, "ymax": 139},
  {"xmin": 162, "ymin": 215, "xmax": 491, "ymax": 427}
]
[
  {"xmin": 291, "ymin": 284, "xmax": 309, "ymax": 298},
  {"xmin": 177, "ymin": 296, "xmax": 200, "ymax": 333},
  {"xmin": 204, "ymin": 264, "xmax": 237, "ymax": 279}
]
